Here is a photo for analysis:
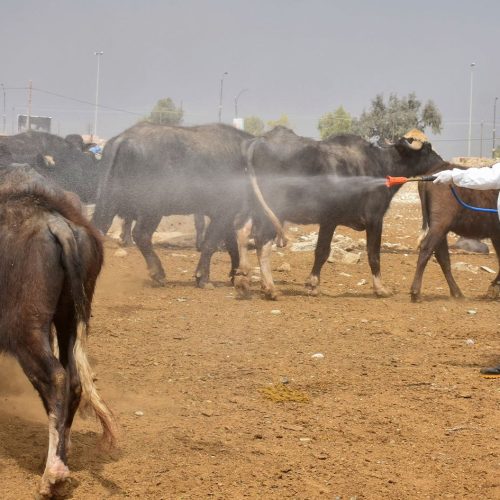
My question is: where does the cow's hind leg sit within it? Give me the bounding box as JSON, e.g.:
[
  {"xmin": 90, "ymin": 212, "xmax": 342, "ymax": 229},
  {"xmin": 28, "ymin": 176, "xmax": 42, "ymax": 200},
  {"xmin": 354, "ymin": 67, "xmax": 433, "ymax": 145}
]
[
  {"xmin": 486, "ymin": 234, "xmax": 500, "ymax": 299},
  {"xmin": 256, "ymin": 236, "xmax": 278, "ymax": 300},
  {"xmin": 195, "ymin": 217, "xmax": 227, "ymax": 289},
  {"xmin": 234, "ymin": 217, "xmax": 253, "ymax": 298},
  {"xmin": 433, "ymin": 238, "xmax": 464, "ymax": 299},
  {"xmin": 366, "ymin": 221, "xmax": 391, "ymax": 297},
  {"xmin": 194, "ymin": 213, "xmax": 206, "ymax": 252},
  {"xmin": 224, "ymin": 228, "xmax": 240, "ymax": 284},
  {"xmin": 119, "ymin": 217, "xmax": 134, "ymax": 247},
  {"xmin": 54, "ymin": 304, "xmax": 81, "ymax": 455},
  {"xmin": 410, "ymin": 229, "xmax": 446, "ymax": 302},
  {"xmin": 305, "ymin": 222, "xmax": 336, "ymax": 297},
  {"xmin": 133, "ymin": 214, "xmax": 165, "ymax": 286},
  {"xmin": 16, "ymin": 325, "xmax": 71, "ymax": 498}
]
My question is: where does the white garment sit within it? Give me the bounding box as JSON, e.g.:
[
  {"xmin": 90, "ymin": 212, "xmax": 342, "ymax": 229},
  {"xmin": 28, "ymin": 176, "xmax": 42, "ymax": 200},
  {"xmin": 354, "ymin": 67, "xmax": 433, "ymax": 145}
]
[{"xmin": 433, "ymin": 162, "xmax": 500, "ymax": 217}]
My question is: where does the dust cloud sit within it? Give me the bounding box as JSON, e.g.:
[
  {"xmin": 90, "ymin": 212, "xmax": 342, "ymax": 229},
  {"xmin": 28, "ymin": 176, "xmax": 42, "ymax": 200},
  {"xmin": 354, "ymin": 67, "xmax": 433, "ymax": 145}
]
[{"xmin": 0, "ymin": 355, "xmax": 30, "ymax": 395}]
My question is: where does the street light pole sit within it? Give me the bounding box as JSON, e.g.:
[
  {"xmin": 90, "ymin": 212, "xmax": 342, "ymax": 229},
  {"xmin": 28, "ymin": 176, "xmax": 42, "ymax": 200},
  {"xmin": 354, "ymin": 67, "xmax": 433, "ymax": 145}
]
[
  {"xmin": 467, "ymin": 62, "xmax": 475, "ymax": 156},
  {"xmin": 218, "ymin": 71, "xmax": 228, "ymax": 123},
  {"xmin": 234, "ymin": 88, "xmax": 249, "ymax": 118},
  {"xmin": 93, "ymin": 51, "xmax": 104, "ymax": 140},
  {"xmin": 493, "ymin": 96, "xmax": 498, "ymax": 158},
  {"xmin": 0, "ymin": 83, "xmax": 5, "ymax": 134}
]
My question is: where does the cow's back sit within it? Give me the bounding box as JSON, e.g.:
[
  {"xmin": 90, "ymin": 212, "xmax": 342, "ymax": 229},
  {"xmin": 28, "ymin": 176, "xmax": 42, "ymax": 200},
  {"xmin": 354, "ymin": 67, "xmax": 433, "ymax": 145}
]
[{"xmin": 96, "ymin": 123, "xmax": 252, "ymax": 217}]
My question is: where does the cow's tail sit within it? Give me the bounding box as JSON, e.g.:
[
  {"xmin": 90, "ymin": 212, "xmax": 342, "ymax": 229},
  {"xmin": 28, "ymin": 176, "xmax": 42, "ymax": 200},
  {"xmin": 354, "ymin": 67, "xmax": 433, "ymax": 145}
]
[
  {"xmin": 48, "ymin": 217, "xmax": 117, "ymax": 449},
  {"xmin": 417, "ymin": 181, "xmax": 429, "ymax": 249},
  {"xmin": 92, "ymin": 137, "xmax": 125, "ymax": 235},
  {"xmin": 244, "ymin": 140, "xmax": 287, "ymax": 245}
]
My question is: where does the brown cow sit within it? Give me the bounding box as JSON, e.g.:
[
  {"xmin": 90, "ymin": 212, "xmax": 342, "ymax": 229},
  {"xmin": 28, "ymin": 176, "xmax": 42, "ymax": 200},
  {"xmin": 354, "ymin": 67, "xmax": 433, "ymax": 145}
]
[
  {"xmin": 411, "ymin": 162, "xmax": 500, "ymax": 302},
  {"xmin": 0, "ymin": 164, "xmax": 116, "ymax": 497}
]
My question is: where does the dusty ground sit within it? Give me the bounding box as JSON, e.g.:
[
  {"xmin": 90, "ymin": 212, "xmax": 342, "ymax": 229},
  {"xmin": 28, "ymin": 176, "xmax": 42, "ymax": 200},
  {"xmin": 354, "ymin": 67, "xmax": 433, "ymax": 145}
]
[{"xmin": 0, "ymin": 187, "xmax": 499, "ymax": 499}]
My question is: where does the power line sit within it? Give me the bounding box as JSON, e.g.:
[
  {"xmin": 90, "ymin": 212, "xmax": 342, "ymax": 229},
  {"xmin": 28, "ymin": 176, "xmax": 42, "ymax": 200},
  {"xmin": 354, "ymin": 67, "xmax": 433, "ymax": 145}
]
[
  {"xmin": 3, "ymin": 86, "xmax": 143, "ymax": 116},
  {"xmin": 33, "ymin": 87, "xmax": 143, "ymax": 116}
]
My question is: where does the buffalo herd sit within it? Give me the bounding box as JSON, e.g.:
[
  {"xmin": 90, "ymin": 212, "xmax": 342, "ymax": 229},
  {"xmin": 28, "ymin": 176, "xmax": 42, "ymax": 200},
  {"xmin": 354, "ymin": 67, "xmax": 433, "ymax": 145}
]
[{"xmin": 1, "ymin": 124, "xmax": 499, "ymax": 496}]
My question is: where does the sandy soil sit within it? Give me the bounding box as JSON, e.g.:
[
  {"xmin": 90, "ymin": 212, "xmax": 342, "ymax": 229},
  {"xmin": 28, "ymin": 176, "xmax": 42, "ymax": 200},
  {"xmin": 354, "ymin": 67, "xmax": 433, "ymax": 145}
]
[{"xmin": 0, "ymin": 189, "xmax": 499, "ymax": 499}]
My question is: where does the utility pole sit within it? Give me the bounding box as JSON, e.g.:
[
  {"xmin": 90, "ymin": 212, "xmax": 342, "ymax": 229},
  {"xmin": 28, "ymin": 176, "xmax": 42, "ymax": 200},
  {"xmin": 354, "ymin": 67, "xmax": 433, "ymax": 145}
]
[
  {"xmin": 0, "ymin": 83, "xmax": 5, "ymax": 134},
  {"xmin": 480, "ymin": 121, "xmax": 483, "ymax": 157},
  {"xmin": 493, "ymin": 97, "xmax": 498, "ymax": 158},
  {"xmin": 234, "ymin": 88, "xmax": 249, "ymax": 118},
  {"xmin": 27, "ymin": 80, "xmax": 32, "ymax": 131},
  {"xmin": 93, "ymin": 51, "xmax": 104, "ymax": 141},
  {"xmin": 218, "ymin": 71, "xmax": 228, "ymax": 122},
  {"xmin": 467, "ymin": 62, "xmax": 475, "ymax": 156}
]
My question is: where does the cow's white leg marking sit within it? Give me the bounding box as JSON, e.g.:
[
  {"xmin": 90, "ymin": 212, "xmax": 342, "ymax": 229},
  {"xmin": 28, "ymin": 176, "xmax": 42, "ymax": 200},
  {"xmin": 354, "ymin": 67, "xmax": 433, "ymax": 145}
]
[
  {"xmin": 39, "ymin": 413, "xmax": 70, "ymax": 496},
  {"xmin": 372, "ymin": 273, "xmax": 391, "ymax": 297},
  {"xmin": 234, "ymin": 218, "xmax": 253, "ymax": 298},
  {"xmin": 258, "ymin": 240, "xmax": 277, "ymax": 300},
  {"xmin": 305, "ymin": 274, "xmax": 320, "ymax": 296}
]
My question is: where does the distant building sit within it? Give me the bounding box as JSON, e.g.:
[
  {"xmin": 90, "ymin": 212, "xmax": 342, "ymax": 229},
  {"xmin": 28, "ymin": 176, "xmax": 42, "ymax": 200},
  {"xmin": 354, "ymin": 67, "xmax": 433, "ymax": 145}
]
[
  {"xmin": 232, "ymin": 118, "xmax": 244, "ymax": 130},
  {"xmin": 17, "ymin": 115, "xmax": 51, "ymax": 133}
]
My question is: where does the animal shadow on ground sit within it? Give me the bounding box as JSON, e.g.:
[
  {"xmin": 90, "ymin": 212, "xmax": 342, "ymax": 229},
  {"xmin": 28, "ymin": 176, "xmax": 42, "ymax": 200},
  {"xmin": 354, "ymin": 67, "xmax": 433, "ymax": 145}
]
[
  {"xmin": 162, "ymin": 279, "xmax": 231, "ymax": 289},
  {"xmin": 295, "ymin": 289, "xmax": 383, "ymax": 299},
  {"xmin": 0, "ymin": 411, "xmax": 123, "ymax": 498},
  {"xmin": 408, "ymin": 293, "xmax": 493, "ymax": 303}
]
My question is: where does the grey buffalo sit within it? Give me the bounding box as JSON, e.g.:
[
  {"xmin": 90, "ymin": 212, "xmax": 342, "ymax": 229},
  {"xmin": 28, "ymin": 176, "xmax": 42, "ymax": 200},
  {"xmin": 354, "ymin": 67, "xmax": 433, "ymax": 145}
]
[{"xmin": 92, "ymin": 122, "xmax": 253, "ymax": 287}]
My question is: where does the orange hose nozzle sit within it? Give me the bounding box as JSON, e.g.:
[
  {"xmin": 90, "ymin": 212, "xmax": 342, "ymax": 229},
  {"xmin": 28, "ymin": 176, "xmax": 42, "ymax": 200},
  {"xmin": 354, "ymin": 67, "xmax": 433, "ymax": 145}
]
[{"xmin": 385, "ymin": 176, "xmax": 409, "ymax": 187}]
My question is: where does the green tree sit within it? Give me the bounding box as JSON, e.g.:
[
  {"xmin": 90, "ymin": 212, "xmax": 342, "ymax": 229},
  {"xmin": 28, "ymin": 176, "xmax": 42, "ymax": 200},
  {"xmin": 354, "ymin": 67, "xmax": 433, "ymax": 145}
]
[
  {"xmin": 147, "ymin": 98, "xmax": 183, "ymax": 125},
  {"xmin": 267, "ymin": 114, "xmax": 291, "ymax": 130},
  {"xmin": 244, "ymin": 116, "xmax": 265, "ymax": 136},
  {"xmin": 318, "ymin": 106, "xmax": 353, "ymax": 139},
  {"xmin": 351, "ymin": 92, "xmax": 442, "ymax": 142}
]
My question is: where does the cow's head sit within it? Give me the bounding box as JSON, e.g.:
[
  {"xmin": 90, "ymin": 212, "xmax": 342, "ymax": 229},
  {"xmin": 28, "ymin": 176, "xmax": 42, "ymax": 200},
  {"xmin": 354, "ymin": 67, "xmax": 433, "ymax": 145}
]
[
  {"xmin": 394, "ymin": 128, "xmax": 443, "ymax": 174},
  {"xmin": 395, "ymin": 129, "xmax": 432, "ymax": 154}
]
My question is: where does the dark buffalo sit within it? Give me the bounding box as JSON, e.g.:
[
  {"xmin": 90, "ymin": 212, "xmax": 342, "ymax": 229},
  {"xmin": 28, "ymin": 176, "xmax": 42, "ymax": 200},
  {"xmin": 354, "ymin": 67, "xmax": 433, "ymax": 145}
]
[
  {"xmin": 92, "ymin": 122, "xmax": 253, "ymax": 287},
  {"xmin": 234, "ymin": 127, "xmax": 442, "ymax": 299},
  {"xmin": 0, "ymin": 131, "xmax": 100, "ymax": 202},
  {"xmin": 411, "ymin": 163, "xmax": 500, "ymax": 302},
  {"xmin": 0, "ymin": 164, "xmax": 116, "ymax": 497},
  {"xmin": 0, "ymin": 142, "xmax": 13, "ymax": 165}
]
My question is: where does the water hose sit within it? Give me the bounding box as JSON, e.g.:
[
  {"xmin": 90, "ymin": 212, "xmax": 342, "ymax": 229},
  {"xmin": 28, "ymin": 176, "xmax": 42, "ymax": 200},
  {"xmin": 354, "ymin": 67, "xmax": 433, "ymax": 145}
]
[
  {"xmin": 449, "ymin": 186, "xmax": 498, "ymax": 213},
  {"xmin": 385, "ymin": 175, "xmax": 498, "ymax": 214}
]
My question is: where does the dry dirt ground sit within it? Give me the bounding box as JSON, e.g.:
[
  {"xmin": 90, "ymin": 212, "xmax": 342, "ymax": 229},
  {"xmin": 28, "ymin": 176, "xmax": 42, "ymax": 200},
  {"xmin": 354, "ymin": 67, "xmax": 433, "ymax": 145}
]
[{"xmin": 0, "ymin": 188, "xmax": 499, "ymax": 499}]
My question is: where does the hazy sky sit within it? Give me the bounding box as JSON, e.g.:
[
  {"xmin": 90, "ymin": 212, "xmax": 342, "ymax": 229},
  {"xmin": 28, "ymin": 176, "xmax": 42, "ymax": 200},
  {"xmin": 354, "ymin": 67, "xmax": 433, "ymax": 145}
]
[{"xmin": 1, "ymin": 0, "xmax": 499, "ymax": 158}]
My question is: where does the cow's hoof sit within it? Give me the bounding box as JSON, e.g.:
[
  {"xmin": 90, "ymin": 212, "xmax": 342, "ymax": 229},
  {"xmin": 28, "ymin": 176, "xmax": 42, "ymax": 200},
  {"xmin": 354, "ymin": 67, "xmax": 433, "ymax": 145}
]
[
  {"xmin": 410, "ymin": 293, "xmax": 422, "ymax": 303},
  {"xmin": 374, "ymin": 287, "xmax": 392, "ymax": 298},
  {"xmin": 234, "ymin": 275, "xmax": 251, "ymax": 299},
  {"xmin": 195, "ymin": 278, "xmax": 209, "ymax": 289},
  {"xmin": 151, "ymin": 276, "xmax": 166, "ymax": 287},
  {"xmin": 199, "ymin": 282, "xmax": 215, "ymax": 290},
  {"xmin": 306, "ymin": 286, "xmax": 320, "ymax": 297},
  {"xmin": 38, "ymin": 460, "xmax": 71, "ymax": 499},
  {"xmin": 119, "ymin": 238, "xmax": 134, "ymax": 248},
  {"xmin": 228, "ymin": 270, "xmax": 238, "ymax": 286},
  {"xmin": 37, "ymin": 477, "xmax": 74, "ymax": 500},
  {"xmin": 151, "ymin": 276, "xmax": 167, "ymax": 288},
  {"xmin": 485, "ymin": 284, "xmax": 500, "ymax": 300},
  {"xmin": 262, "ymin": 289, "xmax": 278, "ymax": 301},
  {"xmin": 451, "ymin": 292, "xmax": 465, "ymax": 300}
]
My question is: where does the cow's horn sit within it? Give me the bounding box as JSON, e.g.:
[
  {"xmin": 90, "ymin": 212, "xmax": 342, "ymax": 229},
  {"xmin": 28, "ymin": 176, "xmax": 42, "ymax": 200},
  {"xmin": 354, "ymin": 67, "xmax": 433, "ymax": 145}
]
[
  {"xmin": 402, "ymin": 129, "xmax": 428, "ymax": 151},
  {"xmin": 43, "ymin": 155, "xmax": 55, "ymax": 167}
]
